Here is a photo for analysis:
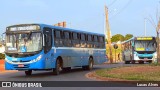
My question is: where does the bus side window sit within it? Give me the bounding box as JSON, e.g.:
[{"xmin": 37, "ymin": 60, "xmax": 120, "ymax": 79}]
[
  {"xmin": 54, "ymin": 30, "xmax": 63, "ymax": 47},
  {"xmin": 80, "ymin": 33, "xmax": 86, "ymax": 48},
  {"xmin": 72, "ymin": 32, "xmax": 80, "ymax": 47},
  {"xmin": 87, "ymin": 34, "xmax": 92, "ymax": 48},
  {"xmin": 99, "ymin": 36, "xmax": 105, "ymax": 48},
  {"xmin": 63, "ymin": 31, "xmax": 72, "ymax": 47},
  {"xmin": 93, "ymin": 35, "xmax": 99, "ymax": 48}
]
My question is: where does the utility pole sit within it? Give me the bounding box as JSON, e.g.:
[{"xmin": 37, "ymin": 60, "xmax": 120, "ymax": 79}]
[
  {"xmin": 157, "ymin": 19, "xmax": 160, "ymax": 63},
  {"xmin": 105, "ymin": 5, "xmax": 113, "ymax": 63}
]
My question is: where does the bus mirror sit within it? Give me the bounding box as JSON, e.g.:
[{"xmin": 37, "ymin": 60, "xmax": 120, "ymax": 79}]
[
  {"xmin": 154, "ymin": 43, "xmax": 157, "ymax": 48},
  {"xmin": 151, "ymin": 43, "xmax": 157, "ymax": 48}
]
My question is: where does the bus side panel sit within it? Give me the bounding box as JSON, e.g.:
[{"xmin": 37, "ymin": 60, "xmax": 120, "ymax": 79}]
[
  {"xmin": 44, "ymin": 49, "xmax": 56, "ymax": 69},
  {"xmin": 55, "ymin": 48, "xmax": 83, "ymax": 67},
  {"xmin": 81, "ymin": 48, "xmax": 89, "ymax": 66},
  {"xmin": 93, "ymin": 49, "xmax": 106, "ymax": 65}
]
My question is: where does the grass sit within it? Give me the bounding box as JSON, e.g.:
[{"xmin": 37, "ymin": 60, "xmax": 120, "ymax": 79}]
[{"xmin": 95, "ymin": 65, "xmax": 160, "ymax": 81}]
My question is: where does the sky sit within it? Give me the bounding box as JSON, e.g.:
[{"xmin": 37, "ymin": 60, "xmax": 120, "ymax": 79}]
[{"xmin": 0, "ymin": 0, "xmax": 160, "ymax": 37}]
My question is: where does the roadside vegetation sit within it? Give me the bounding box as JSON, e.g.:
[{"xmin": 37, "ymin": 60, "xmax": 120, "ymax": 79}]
[{"xmin": 95, "ymin": 65, "xmax": 160, "ymax": 81}]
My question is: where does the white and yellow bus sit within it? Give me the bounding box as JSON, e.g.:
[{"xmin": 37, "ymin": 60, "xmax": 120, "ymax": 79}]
[{"xmin": 122, "ymin": 37, "xmax": 157, "ymax": 64}]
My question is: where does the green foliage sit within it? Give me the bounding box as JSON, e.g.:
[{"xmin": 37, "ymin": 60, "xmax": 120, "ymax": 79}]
[
  {"xmin": 110, "ymin": 34, "xmax": 133, "ymax": 43},
  {"xmin": 0, "ymin": 53, "xmax": 5, "ymax": 59},
  {"xmin": 111, "ymin": 34, "xmax": 124, "ymax": 42},
  {"xmin": 105, "ymin": 39, "xmax": 108, "ymax": 44},
  {"xmin": 124, "ymin": 34, "xmax": 133, "ymax": 40}
]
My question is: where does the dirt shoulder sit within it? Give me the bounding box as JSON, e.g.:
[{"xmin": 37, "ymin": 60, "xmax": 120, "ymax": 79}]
[
  {"xmin": 0, "ymin": 60, "xmax": 17, "ymax": 73},
  {"xmin": 86, "ymin": 71, "xmax": 129, "ymax": 81},
  {"xmin": 86, "ymin": 65, "xmax": 160, "ymax": 81}
]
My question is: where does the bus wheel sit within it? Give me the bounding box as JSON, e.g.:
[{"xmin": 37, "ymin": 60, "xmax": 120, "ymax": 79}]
[
  {"xmin": 148, "ymin": 61, "xmax": 152, "ymax": 64},
  {"xmin": 125, "ymin": 61, "xmax": 130, "ymax": 64},
  {"xmin": 86, "ymin": 58, "xmax": 94, "ymax": 70},
  {"xmin": 53, "ymin": 59, "xmax": 61, "ymax": 75},
  {"xmin": 139, "ymin": 61, "xmax": 144, "ymax": 64},
  {"xmin": 131, "ymin": 60, "xmax": 135, "ymax": 64},
  {"xmin": 25, "ymin": 70, "xmax": 32, "ymax": 76}
]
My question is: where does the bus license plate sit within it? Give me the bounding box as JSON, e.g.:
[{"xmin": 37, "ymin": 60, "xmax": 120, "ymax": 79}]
[{"xmin": 18, "ymin": 64, "xmax": 24, "ymax": 67}]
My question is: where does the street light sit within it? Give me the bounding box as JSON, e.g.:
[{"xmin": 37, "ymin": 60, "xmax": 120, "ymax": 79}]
[{"xmin": 144, "ymin": 17, "xmax": 160, "ymax": 63}]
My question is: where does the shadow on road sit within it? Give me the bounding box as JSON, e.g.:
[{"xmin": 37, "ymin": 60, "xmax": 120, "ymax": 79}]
[
  {"xmin": 7, "ymin": 67, "xmax": 101, "ymax": 79},
  {"xmin": 1, "ymin": 63, "xmax": 140, "ymax": 79}
]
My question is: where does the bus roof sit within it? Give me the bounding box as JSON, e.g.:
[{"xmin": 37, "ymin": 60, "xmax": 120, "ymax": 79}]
[
  {"xmin": 7, "ymin": 23, "xmax": 105, "ymax": 36},
  {"xmin": 121, "ymin": 36, "xmax": 156, "ymax": 44},
  {"xmin": 41, "ymin": 24, "xmax": 105, "ymax": 36},
  {"xmin": 121, "ymin": 37, "xmax": 134, "ymax": 44}
]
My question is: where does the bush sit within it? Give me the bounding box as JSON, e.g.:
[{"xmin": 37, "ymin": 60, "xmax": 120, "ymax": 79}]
[{"xmin": 0, "ymin": 53, "xmax": 5, "ymax": 59}]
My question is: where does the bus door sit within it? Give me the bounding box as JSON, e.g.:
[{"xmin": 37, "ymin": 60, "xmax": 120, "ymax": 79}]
[{"xmin": 43, "ymin": 27, "xmax": 53, "ymax": 69}]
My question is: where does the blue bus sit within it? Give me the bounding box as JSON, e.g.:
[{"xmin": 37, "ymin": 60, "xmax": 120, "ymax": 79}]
[
  {"xmin": 122, "ymin": 37, "xmax": 157, "ymax": 64},
  {"xmin": 5, "ymin": 24, "xmax": 107, "ymax": 75}
]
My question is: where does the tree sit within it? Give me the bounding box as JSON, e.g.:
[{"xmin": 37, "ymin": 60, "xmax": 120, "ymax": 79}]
[
  {"xmin": 124, "ymin": 34, "xmax": 133, "ymax": 40},
  {"xmin": 111, "ymin": 34, "xmax": 124, "ymax": 43},
  {"xmin": 105, "ymin": 39, "xmax": 108, "ymax": 44}
]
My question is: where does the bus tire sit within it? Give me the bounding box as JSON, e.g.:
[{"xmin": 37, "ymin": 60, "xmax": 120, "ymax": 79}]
[
  {"xmin": 86, "ymin": 57, "xmax": 94, "ymax": 70},
  {"xmin": 131, "ymin": 60, "xmax": 135, "ymax": 64},
  {"xmin": 139, "ymin": 61, "xmax": 144, "ymax": 64},
  {"xmin": 53, "ymin": 59, "xmax": 61, "ymax": 75},
  {"xmin": 25, "ymin": 70, "xmax": 32, "ymax": 76},
  {"xmin": 148, "ymin": 61, "xmax": 152, "ymax": 64},
  {"xmin": 82, "ymin": 66, "xmax": 86, "ymax": 70},
  {"xmin": 125, "ymin": 61, "xmax": 130, "ymax": 64}
]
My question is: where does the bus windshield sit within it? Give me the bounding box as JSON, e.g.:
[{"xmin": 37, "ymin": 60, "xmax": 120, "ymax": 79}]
[
  {"xmin": 134, "ymin": 40, "xmax": 156, "ymax": 51},
  {"xmin": 6, "ymin": 32, "xmax": 42, "ymax": 53}
]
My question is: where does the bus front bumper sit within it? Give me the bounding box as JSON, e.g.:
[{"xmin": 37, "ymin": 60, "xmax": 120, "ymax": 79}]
[{"xmin": 5, "ymin": 61, "xmax": 45, "ymax": 70}]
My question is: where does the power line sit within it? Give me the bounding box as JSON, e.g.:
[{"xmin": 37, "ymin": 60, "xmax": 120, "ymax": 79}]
[
  {"xmin": 108, "ymin": 0, "xmax": 118, "ymax": 7},
  {"xmin": 109, "ymin": 0, "xmax": 133, "ymax": 19},
  {"xmin": 149, "ymin": 14, "xmax": 157, "ymax": 28}
]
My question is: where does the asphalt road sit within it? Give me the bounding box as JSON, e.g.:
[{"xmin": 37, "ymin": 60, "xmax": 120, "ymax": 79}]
[
  {"xmin": 0, "ymin": 63, "xmax": 133, "ymax": 81},
  {"xmin": 0, "ymin": 63, "xmax": 159, "ymax": 90}
]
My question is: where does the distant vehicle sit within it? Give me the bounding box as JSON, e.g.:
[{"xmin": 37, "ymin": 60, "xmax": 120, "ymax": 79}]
[
  {"xmin": 122, "ymin": 37, "xmax": 157, "ymax": 64},
  {"xmin": 5, "ymin": 24, "xmax": 107, "ymax": 75}
]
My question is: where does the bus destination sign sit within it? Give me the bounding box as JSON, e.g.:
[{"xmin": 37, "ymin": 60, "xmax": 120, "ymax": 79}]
[
  {"xmin": 136, "ymin": 37, "xmax": 153, "ymax": 40},
  {"xmin": 7, "ymin": 25, "xmax": 40, "ymax": 31}
]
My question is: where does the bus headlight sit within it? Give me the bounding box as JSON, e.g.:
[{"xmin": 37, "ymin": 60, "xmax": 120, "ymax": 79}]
[
  {"xmin": 5, "ymin": 58, "xmax": 12, "ymax": 63},
  {"xmin": 36, "ymin": 55, "xmax": 42, "ymax": 61},
  {"xmin": 134, "ymin": 53, "xmax": 139, "ymax": 60}
]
